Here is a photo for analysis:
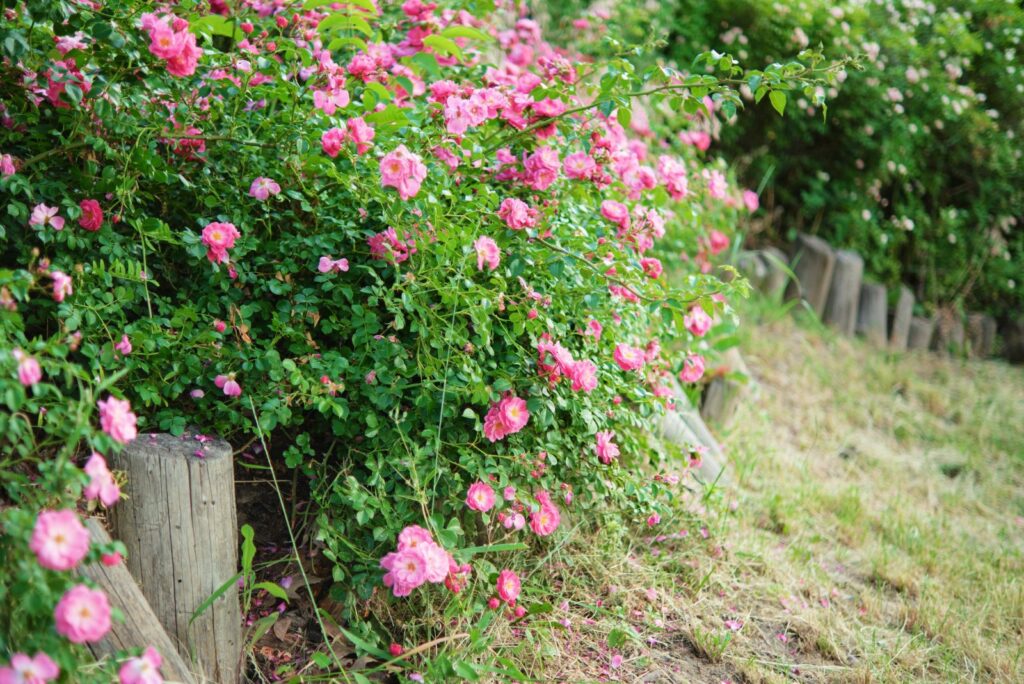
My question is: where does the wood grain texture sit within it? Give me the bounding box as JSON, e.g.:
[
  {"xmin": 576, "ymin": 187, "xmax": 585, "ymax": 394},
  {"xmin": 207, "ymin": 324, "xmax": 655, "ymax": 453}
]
[
  {"xmin": 823, "ymin": 249, "xmax": 864, "ymax": 336},
  {"xmin": 856, "ymin": 282, "xmax": 888, "ymax": 346},
  {"xmin": 785, "ymin": 233, "xmax": 836, "ymax": 317},
  {"xmin": 110, "ymin": 433, "xmax": 241, "ymax": 684},
  {"xmin": 81, "ymin": 518, "xmax": 199, "ymax": 684},
  {"xmin": 661, "ymin": 377, "xmax": 729, "ymax": 484},
  {"xmin": 907, "ymin": 316, "xmax": 935, "ymax": 350},
  {"xmin": 889, "ymin": 286, "xmax": 915, "ymax": 350}
]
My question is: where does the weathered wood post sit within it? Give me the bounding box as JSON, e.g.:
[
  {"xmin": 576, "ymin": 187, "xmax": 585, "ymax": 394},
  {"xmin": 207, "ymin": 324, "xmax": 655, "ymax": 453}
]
[
  {"xmin": 660, "ymin": 377, "xmax": 729, "ymax": 485},
  {"xmin": 981, "ymin": 316, "xmax": 997, "ymax": 358},
  {"xmin": 110, "ymin": 433, "xmax": 241, "ymax": 684},
  {"xmin": 785, "ymin": 234, "xmax": 836, "ymax": 317},
  {"xmin": 856, "ymin": 282, "xmax": 888, "ymax": 345},
  {"xmin": 889, "ymin": 286, "xmax": 914, "ymax": 350},
  {"xmin": 931, "ymin": 308, "xmax": 965, "ymax": 355},
  {"xmin": 81, "ymin": 519, "xmax": 198, "ymax": 684},
  {"xmin": 965, "ymin": 313, "xmax": 996, "ymax": 357},
  {"xmin": 700, "ymin": 348, "xmax": 754, "ymax": 427},
  {"xmin": 823, "ymin": 249, "xmax": 864, "ymax": 335},
  {"xmin": 907, "ymin": 316, "xmax": 935, "ymax": 350}
]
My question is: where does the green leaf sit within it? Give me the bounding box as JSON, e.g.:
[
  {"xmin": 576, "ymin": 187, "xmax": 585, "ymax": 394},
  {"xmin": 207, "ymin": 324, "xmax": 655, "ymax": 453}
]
[
  {"xmin": 189, "ymin": 571, "xmax": 244, "ymax": 626},
  {"xmin": 305, "ymin": 0, "xmax": 378, "ymax": 12},
  {"xmin": 423, "ymin": 35, "xmax": 464, "ymax": 61},
  {"xmin": 241, "ymin": 524, "xmax": 256, "ymax": 575},
  {"xmin": 439, "ymin": 26, "xmax": 492, "ymax": 43},
  {"xmin": 252, "ymin": 581, "xmax": 290, "ymax": 601},
  {"xmin": 769, "ymin": 90, "xmax": 787, "ymax": 116},
  {"xmin": 457, "ymin": 542, "xmax": 527, "ymax": 558},
  {"xmin": 318, "ymin": 13, "xmax": 373, "ymax": 37}
]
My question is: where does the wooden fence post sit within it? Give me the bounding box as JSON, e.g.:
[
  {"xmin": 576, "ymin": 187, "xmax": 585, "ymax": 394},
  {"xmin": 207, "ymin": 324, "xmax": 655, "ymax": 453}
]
[
  {"xmin": 110, "ymin": 433, "xmax": 241, "ymax": 684},
  {"xmin": 80, "ymin": 518, "xmax": 199, "ymax": 684},
  {"xmin": 823, "ymin": 249, "xmax": 863, "ymax": 335},
  {"xmin": 889, "ymin": 286, "xmax": 914, "ymax": 350},
  {"xmin": 856, "ymin": 282, "xmax": 888, "ymax": 345},
  {"xmin": 785, "ymin": 234, "xmax": 836, "ymax": 317},
  {"xmin": 907, "ymin": 316, "xmax": 935, "ymax": 350},
  {"xmin": 931, "ymin": 308, "xmax": 965, "ymax": 355}
]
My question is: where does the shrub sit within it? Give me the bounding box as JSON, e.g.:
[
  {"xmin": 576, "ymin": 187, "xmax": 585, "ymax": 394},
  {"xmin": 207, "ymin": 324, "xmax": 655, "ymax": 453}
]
[
  {"xmin": 0, "ymin": 0, "xmax": 835, "ymax": 677},
  {"xmin": 604, "ymin": 0, "xmax": 1024, "ymax": 318}
]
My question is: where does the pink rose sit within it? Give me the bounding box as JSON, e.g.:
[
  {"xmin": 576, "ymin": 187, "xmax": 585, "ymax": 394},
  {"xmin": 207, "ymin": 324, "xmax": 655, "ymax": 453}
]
[
  {"xmin": 29, "ymin": 509, "xmax": 90, "ymax": 571},
  {"xmin": 0, "ymin": 652, "xmax": 59, "ymax": 684},
  {"xmin": 380, "ymin": 145, "xmax": 428, "ymax": 200},
  {"xmin": 466, "ymin": 481, "xmax": 496, "ymax": 512},
  {"xmin": 563, "ymin": 151, "xmax": 596, "ymax": 180},
  {"xmin": 678, "ymin": 354, "xmax": 705, "ymax": 383},
  {"xmin": 529, "ymin": 491, "xmax": 560, "ymax": 536},
  {"xmin": 320, "ymin": 127, "xmax": 346, "ymax": 158},
  {"xmin": 613, "ymin": 344, "xmax": 644, "ymax": 372},
  {"xmin": 84, "ymin": 452, "xmax": 120, "ymax": 508},
  {"xmin": 496, "ymin": 569, "xmax": 521, "ymax": 604},
  {"xmin": 347, "ymin": 117, "xmax": 375, "ymax": 154},
  {"xmin": 317, "ymin": 256, "xmax": 349, "ymax": 273},
  {"xmin": 115, "ymin": 334, "xmax": 132, "ymax": 355},
  {"xmin": 600, "ymin": 200, "xmax": 630, "ymax": 230},
  {"xmin": 497, "ymin": 198, "xmax": 538, "ymax": 230},
  {"xmin": 742, "ymin": 189, "xmax": 759, "ymax": 212},
  {"xmin": 12, "ymin": 349, "xmax": 41, "ymax": 387},
  {"xmin": 595, "ymin": 431, "xmax": 619, "ymax": 464},
  {"xmin": 380, "ymin": 546, "xmax": 429, "ymax": 597},
  {"xmin": 200, "ymin": 222, "xmax": 240, "ymax": 264},
  {"xmin": 482, "ymin": 395, "xmax": 529, "ymax": 442},
  {"xmin": 78, "ymin": 199, "xmax": 103, "ymax": 231},
  {"xmin": 118, "ymin": 646, "xmax": 163, "ymax": 684},
  {"xmin": 473, "ymin": 236, "xmax": 500, "ymax": 271},
  {"xmin": 248, "ymin": 177, "xmax": 281, "ymax": 201},
  {"xmin": 568, "ymin": 360, "xmax": 597, "ymax": 393},
  {"xmin": 29, "ymin": 204, "xmax": 65, "ymax": 231},
  {"xmin": 708, "ymin": 230, "xmax": 729, "ymax": 255},
  {"xmin": 51, "ymin": 271, "xmax": 73, "ymax": 302},
  {"xmin": 640, "ymin": 257, "xmax": 663, "ymax": 279},
  {"xmin": 164, "ymin": 31, "xmax": 201, "ymax": 78},
  {"xmin": 54, "ymin": 585, "xmax": 111, "ymax": 643},
  {"xmin": 97, "ymin": 395, "xmax": 138, "ymax": 444},
  {"xmin": 684, "ymin": 306, "xmax": 712, "ymax": 337},
  {"xmin": 1, "ymin": 154, "xmax": 17, "ymax": 178}
]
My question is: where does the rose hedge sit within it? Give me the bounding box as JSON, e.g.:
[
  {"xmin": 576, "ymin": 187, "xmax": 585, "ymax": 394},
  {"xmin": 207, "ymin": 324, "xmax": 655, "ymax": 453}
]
[{"xmin": 0, "ymin": 0, "xmax": 838, "ymax": 678}]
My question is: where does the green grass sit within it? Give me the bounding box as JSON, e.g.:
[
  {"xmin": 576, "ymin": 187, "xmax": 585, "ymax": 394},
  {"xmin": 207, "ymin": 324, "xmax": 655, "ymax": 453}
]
[{"xmin": 508, "ymin": 296, "xmax": 1024, "ymax": 683}]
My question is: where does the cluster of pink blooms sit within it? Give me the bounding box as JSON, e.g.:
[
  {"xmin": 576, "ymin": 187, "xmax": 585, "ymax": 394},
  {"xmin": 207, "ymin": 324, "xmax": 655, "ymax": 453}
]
[
  {"xmin": 379, "ymin": 145, "xmax": 428, "ymax": 200},
  {"xmin": 84, "ymin": 452, "xmax": 120, "ymax": 507},
  {"xmin": 320, "ymin": 118, "xmax": 375, "ymax": 157},
  {"xmin": 684, "ymin": 306, "xmax": 713, "ymax": 337},
  {"xmin": 595, "ymin": 430, "xmax": 620, "ymax": 464},
  {"xmin": 497, "ymin": 197, "xmax": 539, "ymax": 230},
  {"xmin": 466, "ymin": 481, "xmax": 561, "ymax": 540},
  {"xmin": 200, "ymin": 221, "xmax": 240, "ymax": 265},
  {"xmin": 214, "ymin": 373, "xmax": 242, "ymax": 397},
  {"xmin": 482, "ymin": 395, "xmax": 530, "ymax": 442},
  {"xmin": 485, "ymin": 569, "xmax": 524, "ymax": 619},
  {"xmin": 678, "ymin": 354, "xmax": 706, "ymax": 383},
  {"xmin": 536, "ymin": 334, "xmax": 597, "ymax": 393},
  {"xmin": 142, "ymin": 14, "xmax": 201, "ymax": 77},
  {"xmin": 613, "ymin": 343, "xmax": 646, "ymax": 372},
  {"xmin": 368, "ymin": 227, "xmax": 417, "ymax": 264},
  {"xmin": 379, "ymin": 525, "xmax": 469, "ymax": 597}
]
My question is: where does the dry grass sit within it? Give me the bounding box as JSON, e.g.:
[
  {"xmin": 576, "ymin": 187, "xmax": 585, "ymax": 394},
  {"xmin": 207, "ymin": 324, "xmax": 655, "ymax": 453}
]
[{"xmin": 509, "ymin": 300, "xmax": 1024, "ymax": 683}]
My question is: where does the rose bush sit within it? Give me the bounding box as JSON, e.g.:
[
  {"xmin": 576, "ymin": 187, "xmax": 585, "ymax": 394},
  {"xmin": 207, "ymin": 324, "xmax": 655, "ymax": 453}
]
[{"xmin": 0, "ymin": 0, "xmax": 839, "ymax": 677}]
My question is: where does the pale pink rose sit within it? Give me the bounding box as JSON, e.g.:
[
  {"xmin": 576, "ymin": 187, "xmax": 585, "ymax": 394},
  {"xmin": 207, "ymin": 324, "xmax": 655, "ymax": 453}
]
[
  {"xmin": 703, "ymin": 169, "xmax": 728, "ymax": 199},
  {"xmin": 595, "ymin": 431, "xmax": 620, "ymax": 464},
  {"xmin": 678, "ymin": 354, "xmax": 705, "ymax": 383},
  {"xmin": 0, "ymin": 652, "xmax": 59, "ymax": 684},
  {"xmin": 496, "ymin": 569, "xmax": 521, "ymax": 603},
  {"xmin": 222, "ymin": 378, "xmax": 241, "ymax": 397},
  {"xmin": 12, "ymin": 349, "xmax": 42, "ymax": 386},
  {"xmin": 97, "ymin": 395, "xmax": 138, "ymax": 444},
  {"xmin": 647, "ymin": 513, "xmax": 660, "ymax": 527},
  {"xmin": 613, "ymin": 344, "xmax": 645, "ymax": 371},
  {"xmin": 380, "ymin": 547, "xmax": 429, "ymax": 597},
  {"xmin": 54, "ymin": 585, "xmax": 111, "ymax": 643},
  {"xmin": 742, "ymin": 189, "xmax": 759, "ymax": 212},
  {"xmin": 115, "ymin": 334, "xmax": 132, "ymax": 355},
  {"xmin": 684, "ymin": 306, "xmax": 712, "ymax": 337},
  {"xmin": 118, "ymin": 646, "xmax": 163, "ymax": 684},
  {"xmin": 419, "ymin": 541, "xmax": 450, "ymax": 583},
  {"xmin": 600, "ymin": 200, "xmax": 630, "ymax": 230},
  {"xmin": 248, "ymin": 177, "xmax": 280, "ymax": 201},
  {"xmin": 29, "ymin": 204, "xmax": 65, "ymax": 231},
  {"xmin": 473, "ymin": 236, "xmax": 500, "ymax": 271},
  {"xmin": 397, "ymin": 525, "xmax": 434, "ymax": 551},
  {"xmin": 84, "ymin": 452, "xmax": 120, "ymax": 507},
  {"xmin": 563, "ymin": 151, "xmax": 596, "ymax": 180},
  {"xmin": 503, "ymin": 486, "xmax": 516, "ymax": 501},
  {"xmin": 586, "ymin": 319, "xmax": 603, "ymax": 340},
  {"xmin": 51, "ymin": 271, "xmax": 73, "ymax": 302},
  {"xmin": 497, "ymin": 198, "xmax": 537, "ymax": 230},
  {"xmin": 0, "ymin": 154, "xmax": 17, "ymax": 178},
  {"xmin": 466, "ymin": 481, "xmax": 496, "ymax": 512},
  {"xmin": 320, "ymin": 127, "xmax": 346, "ymax": 157},
  {"xmin": 317, "ymin": 256, "xmax": 349, "ymax": 273},
  {"xmin": 568, "ymin": 360, "xmax": 597, "ymax": 393},
  {"xmin": 29, "ymin": 509, "xmax": 90, "ymax": 571},
  {"xmin": 380, "ymin": 145, "xmax": 427, "ymax": 200}
]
